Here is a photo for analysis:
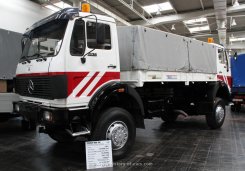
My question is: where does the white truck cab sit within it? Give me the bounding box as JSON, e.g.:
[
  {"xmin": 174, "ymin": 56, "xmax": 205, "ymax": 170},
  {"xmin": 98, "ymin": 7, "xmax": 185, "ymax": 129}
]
[
  {"xmin": 16, "ymin": 9, "xmax": 120, "ymax": 108},
  {"xmin": 15, "ymin": 7, "xmax": 231, "ymax": 159}
]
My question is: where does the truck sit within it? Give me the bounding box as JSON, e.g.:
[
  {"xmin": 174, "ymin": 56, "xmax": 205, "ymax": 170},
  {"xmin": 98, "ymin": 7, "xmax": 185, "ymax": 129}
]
[
  {"xmin": 0, "ymin": 29, "xmax": 20, "ymax": 123},
  {"xmin": 230, "ymin": 53, "xmax": 245, "ymax": 112},
  {"xmin": 14, "ymin": 7, "xmax": 231, "ymax": 159}
]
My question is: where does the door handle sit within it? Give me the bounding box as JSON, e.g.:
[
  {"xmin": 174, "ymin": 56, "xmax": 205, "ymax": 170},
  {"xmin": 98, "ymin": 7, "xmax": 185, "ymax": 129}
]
[{"xmin": 108, "ymin": 65, "xmax": 117, "ymax": 69}]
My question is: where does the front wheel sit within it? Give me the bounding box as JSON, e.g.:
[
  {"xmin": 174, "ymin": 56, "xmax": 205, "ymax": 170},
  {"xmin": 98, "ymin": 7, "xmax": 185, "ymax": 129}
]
[
  {"xmin": 206, "ymin": 98, "xmax": 226, "ymax": 129},
  {"xmin": 91, "ymin": 107, "xmax": 136, "ymax": 160}
]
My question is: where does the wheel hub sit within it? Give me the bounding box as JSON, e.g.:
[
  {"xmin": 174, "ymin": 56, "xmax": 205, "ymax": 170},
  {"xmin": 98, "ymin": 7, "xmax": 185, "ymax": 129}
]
[
  {"xmin": 106, "ymin": 121, "xmax": 128, "ymax": 150},
  {"xmin": 216, "ymin": 105, "xmax": 225, "ymax": 123}
]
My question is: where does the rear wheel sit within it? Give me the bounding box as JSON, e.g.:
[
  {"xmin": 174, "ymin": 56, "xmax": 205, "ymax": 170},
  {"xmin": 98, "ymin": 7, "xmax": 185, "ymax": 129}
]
[
  {"xmin": 206, "ymin": 98, "xmax": 226, "ymax": 129},
  {"xmin": 231, "ymin": 105, "xmax": 235, "ymax": 112},
  {"xmin": 91, "ymin": 107, "xmax": 136, "ymax": 160},
  {"xmin": 231, "ymin": 103, "xmax": 241, "ymax": 112},
  {"xmin": 236, "ymin": 104, "xmax": 242, "ymax": 112}
]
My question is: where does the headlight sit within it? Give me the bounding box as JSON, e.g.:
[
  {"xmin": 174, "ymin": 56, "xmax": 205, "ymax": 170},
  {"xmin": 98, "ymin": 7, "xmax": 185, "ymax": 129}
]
[
  {"xmin": 14, "ymin": 103, "xmax": 20, "ymax": 112},
  {"xmin": 43, "ymin": 111, "xmax": 52, "ymax": 121}
]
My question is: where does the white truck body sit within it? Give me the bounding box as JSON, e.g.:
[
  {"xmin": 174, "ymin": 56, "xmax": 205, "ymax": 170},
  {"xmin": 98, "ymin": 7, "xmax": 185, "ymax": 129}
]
[
  {"xmin": 15, "ymin": 14, "xmax": 231, "ymax": 108},
  {"xmin": 14, "ymin": 8, "xmax": 231, "ymax": 159},
  {"xmin": 0, "ymin": 93, "xmax": 19, "ymax": 113},
  {"xmin": 0, "ymin": 28, "xmax": 20, "ymax": 119}
]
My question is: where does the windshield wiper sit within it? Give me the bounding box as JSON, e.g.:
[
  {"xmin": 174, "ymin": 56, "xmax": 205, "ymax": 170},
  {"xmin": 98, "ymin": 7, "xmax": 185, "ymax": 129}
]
[
  {"xmin": 21, "ymin": 55, "xmax": 31, "ymax": 63},
  {"xmin": 29, "ymin": 52, "xmax": 47, "ymax": 61}
]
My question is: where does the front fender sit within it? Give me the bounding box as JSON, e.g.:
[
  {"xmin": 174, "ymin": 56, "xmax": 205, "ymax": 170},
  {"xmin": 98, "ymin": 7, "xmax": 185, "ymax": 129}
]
[{"xmin": 89, "ymin": 82, "xmax": 145, "ymax": 128}]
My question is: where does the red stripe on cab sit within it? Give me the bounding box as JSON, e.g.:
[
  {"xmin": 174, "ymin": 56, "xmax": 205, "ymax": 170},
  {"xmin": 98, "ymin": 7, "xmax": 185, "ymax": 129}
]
[
  {"xmin": 75, "ymin": 72, "xmax": 100, "ymax": 97},
  {"xmin": 87, "ymin": 72, "xmax": 120, "ymax": 96}
]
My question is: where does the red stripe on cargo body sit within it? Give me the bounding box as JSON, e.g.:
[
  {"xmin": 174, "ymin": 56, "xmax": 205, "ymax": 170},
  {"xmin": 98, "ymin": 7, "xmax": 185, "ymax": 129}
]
[
  {"xmin": 87, "ymin": 72, "xmax": 120, "ymax": 96},
  {"xmin": 75, "ymin": 72, "xmax": 100, "ymax": 97}
]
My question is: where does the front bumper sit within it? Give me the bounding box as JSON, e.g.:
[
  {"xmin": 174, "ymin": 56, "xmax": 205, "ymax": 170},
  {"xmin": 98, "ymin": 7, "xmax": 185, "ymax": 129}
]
[
  {"xmin": 14, "ymin": 101, "xmax": 39, "ymax": 121},
  {"xmin": 15, "ymin": 101, "xmax": 91, "ymax": 137},
  {"xmin": 15, "ymin": 101, "xmax": 70, "ymax": 125}
]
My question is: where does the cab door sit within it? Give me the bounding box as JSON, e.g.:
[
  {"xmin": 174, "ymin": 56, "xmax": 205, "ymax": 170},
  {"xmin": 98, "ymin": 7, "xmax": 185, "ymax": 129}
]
[
  {"xmin": 66, "ymin": 18, "xmax": 119, "ymax": 106},
  {"xmin": 217, "ymin": 48, "xmax": 231, "ymax": 90}
]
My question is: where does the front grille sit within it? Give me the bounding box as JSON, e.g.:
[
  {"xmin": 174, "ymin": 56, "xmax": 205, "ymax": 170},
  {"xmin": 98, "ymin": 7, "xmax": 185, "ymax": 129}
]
[{"xmin": 15, "ymin": 77, "xmax": 53, "ymax": 99}]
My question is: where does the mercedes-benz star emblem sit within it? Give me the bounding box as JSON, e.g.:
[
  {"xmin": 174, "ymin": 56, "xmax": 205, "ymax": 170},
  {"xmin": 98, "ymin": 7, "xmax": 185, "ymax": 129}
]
[{"xmin": 27, "ymin": 80, "xmax": 34, "ymax": 94}]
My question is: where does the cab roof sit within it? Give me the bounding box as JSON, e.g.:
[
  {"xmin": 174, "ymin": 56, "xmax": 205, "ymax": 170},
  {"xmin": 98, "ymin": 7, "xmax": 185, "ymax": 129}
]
[{"xmin": 23, "ymin": 7, "xmax": 115, "ymax": 37}]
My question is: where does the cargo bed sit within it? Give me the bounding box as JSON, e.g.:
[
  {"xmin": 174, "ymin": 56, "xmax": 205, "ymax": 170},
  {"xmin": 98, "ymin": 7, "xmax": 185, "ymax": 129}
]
[{"xmin": 117, "ymin": 26, "xmax": 219, "ymax": 87}]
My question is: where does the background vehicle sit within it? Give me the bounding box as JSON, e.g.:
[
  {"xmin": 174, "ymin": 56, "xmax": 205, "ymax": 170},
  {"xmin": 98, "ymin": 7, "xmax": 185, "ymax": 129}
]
[
  {"xmin": 0, "ymin": 29, "xmax": 20, "ymax": 123},
  {"xmin": 231, "ymin": 53, "xmax": 245, "ymax": 112},
  {"xmin": 15, "ymin": 7, "xmax": 231, "ymax": 159}
]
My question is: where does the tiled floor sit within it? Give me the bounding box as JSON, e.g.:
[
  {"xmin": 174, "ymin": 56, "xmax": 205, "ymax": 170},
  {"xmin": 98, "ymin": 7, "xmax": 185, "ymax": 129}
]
[{"xmin": 1, "ymin": 106, "xmax": 245, "ymax": 171}]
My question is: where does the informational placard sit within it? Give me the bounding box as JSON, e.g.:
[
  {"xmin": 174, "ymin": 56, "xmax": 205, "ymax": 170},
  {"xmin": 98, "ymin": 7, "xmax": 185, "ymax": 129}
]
[{"xmin": 85, "ymin": 140, "xmax": 113, "ymax": 170}]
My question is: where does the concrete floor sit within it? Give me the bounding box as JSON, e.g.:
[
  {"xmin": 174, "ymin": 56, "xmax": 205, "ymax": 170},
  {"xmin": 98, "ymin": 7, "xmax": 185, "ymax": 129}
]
[{"xmin": 1, "ymin": 107, "xmax": 245, "ymax": 171}]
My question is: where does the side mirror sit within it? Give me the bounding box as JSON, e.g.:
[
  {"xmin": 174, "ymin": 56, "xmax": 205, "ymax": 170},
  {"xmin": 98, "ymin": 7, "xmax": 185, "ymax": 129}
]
[
  {"xmin": 96, "ymin": 23, "xmax": 106, "ymax": 44},
  {"xmin": 21, "ymin": 37, "xmax": 27, "ymax": 51}
]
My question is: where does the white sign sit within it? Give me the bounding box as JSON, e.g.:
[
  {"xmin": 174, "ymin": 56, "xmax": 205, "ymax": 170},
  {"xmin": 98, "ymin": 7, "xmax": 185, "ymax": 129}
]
[{"xmin": 85, "ymin": 140, "xmax": 113, "ymax": 170}]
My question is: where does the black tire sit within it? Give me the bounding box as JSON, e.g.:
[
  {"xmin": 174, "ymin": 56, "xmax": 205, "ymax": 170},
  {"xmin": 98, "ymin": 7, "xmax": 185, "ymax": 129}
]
[
  {"xmin": 230, "ymin": 103, "xmax": 241, "ymax": 112},
  {"xmin": 21, "ymin": 119, "xmax": 36, "ymax": 131},
  {"xmin": 48, "ymin": 130, "xmax": 75, "ymax": 143},
  {"xmin": 161, "ymin": 112, "xmax": 178, "ymax": 123},
  {"xmin": 235, "ymin": 103, "xmax": 241, "ymax": 112},
  {"xmin": 206, "ymin": 98, "xmax": 226, "ymax": 129},
  {"xmin": 231, "ymin": 105, "xmax": 236, "ymax": 112},
  {"xmin": 91, "ymin": 107, "xmax": 136, "ymax": 160}
]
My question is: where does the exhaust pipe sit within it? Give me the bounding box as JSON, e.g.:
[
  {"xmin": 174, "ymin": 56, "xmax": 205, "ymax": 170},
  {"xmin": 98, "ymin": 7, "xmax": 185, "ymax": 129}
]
[{"xmin": 174, "ymin": 110, "xmax": 188, "ymax": 117}]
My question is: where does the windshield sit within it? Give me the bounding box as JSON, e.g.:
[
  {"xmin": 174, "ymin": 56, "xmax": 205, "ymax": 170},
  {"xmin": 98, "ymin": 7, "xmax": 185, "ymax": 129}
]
[{"xmin": 20, "ymin": 20, "xmax": 68, "ymax": 62}]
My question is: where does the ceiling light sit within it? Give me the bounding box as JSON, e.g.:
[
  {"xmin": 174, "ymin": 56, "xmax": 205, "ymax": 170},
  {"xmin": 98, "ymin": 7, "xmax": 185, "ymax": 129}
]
[
  {"xmin": 54, "ymin": 2, "xmax": 72, "ymax": 8},
  {"xmin": 156, "ymin": 9, "xmax": 161, "ymax": 15},
  {"xmin": 143, "ymin": 2, "xmax": 173, "ymax": 14},
  {"xmin": 188, "ymin": 25, "xmax": 210, "ymax": 33},
  {"xmin": 231, "ymin": 18, "xmax": 237, "ymax": 26},
  {"xmin": 184, "ymin": 17, "xmax": 210, "ymax": 33},
  {"xmin": 233, "ymin": 0, "xmax": 240, "ymax": 7},
  {"xmin": 184, "ymin": 18, "xmax": 207, "ymax": 25},
  {"xmin": 230, "ymin": 37, "xmax": 245, "ymax": 42},
  {"xmin": 171, "ymin": 24, "xmax": 176, "ymax": 30},
  {"xmin": 45, "ymin": 5, "xmax": 60, "ymax": 12}
]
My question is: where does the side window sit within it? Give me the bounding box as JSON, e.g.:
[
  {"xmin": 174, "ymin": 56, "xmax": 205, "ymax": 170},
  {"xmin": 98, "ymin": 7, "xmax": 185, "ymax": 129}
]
[
  {"xmin": 86, "ymin": 22, "xmax": 111, "ymax": 50},
  {"xmin": 218, "ymin": 50, "xmax": 226, "ymax": 64},
  {"xmin": 70, "ymin": 19, "xmax": 85, "ymax": 56},
  {"xmin": 225, "ymin": 51, "xmax": 230, "ymax": 71}
]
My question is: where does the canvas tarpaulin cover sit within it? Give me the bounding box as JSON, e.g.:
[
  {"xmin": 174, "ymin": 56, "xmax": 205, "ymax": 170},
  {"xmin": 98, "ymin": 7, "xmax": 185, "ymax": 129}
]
[{"xmin": 117, "ymin": 26, "xmax": 217, "ymax": 74}]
